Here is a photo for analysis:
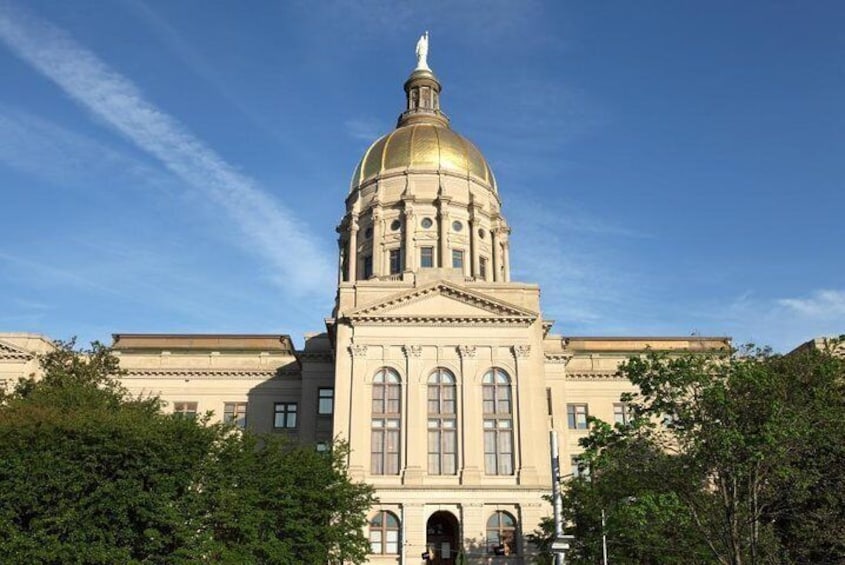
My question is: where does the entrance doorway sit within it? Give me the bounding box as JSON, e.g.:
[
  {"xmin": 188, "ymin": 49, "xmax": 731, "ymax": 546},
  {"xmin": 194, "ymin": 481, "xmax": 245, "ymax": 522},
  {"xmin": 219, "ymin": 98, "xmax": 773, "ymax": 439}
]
[{"xmin": 426, "ymin": 511, "xmax": 460, "ymax": 565}]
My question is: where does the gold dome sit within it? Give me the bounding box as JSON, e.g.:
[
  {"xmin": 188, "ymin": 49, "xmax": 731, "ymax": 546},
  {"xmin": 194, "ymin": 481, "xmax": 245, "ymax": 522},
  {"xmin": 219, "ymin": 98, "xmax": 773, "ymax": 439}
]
[{"xmin": 350, "ymin": 123, "xmax": 497, "ymax": 193}]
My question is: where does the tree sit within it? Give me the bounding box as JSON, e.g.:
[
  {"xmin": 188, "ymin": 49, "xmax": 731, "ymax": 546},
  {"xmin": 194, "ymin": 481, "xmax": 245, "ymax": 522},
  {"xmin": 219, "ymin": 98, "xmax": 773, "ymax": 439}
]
[
  {"xmin": 0, "ymin": 340, "xmax": 374, "ymax": 564},
  {"xmin": 551, "ymin": 340, "xmax": 845, "ymax": 565}
]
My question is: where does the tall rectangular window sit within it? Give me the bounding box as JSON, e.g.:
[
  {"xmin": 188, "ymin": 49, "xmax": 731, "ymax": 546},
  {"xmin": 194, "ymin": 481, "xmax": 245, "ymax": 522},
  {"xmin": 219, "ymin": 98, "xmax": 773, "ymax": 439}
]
[
  {"xmin": 428, "ymin": 369, "xmax": 457, "ymax": 475},
  {"xmin": 372, "ymin": 368, "xmax": 401, "ymax": 475},
  {"xmin": 567, "ymin": 403, "xmax": 589, "ymax": 430},
  {"xmin": 362, "ymin": 255, "xmax": 373, "ymax": 279},
  {"xmin": 318, "ymin": 388, "xmax": 334, "ymax": 415},
  {"xmin": 479, "ymin": 256, "xmax": 488, "ymax": 280},
  {"xmin": 452, "ymin": 249, "xmax": 464, "ymax": 270},
  {"xmin": 613, "ymin": 403, "xmax": 630, "ymax": 425},
  {"xmin": 483, "ymin": 368, "xmax": 514, "ymax": 475},
  {"xmin": 420, "ymin": 246, "xmax": 434, "ymax": 268},
  {"xmin": 389, "ymin": 249, "xmax": 401, "ymax": 274},
  {"xmin": 274, "ymin": 402, "xmax": 297, "ymax": 429},
  {"xmin": 223, "ymin": 402, "xmax": 247, "ymax": 428},
  {"xmin": 174, "ymin": 401, "xmax": 198, "ymax": 419}
]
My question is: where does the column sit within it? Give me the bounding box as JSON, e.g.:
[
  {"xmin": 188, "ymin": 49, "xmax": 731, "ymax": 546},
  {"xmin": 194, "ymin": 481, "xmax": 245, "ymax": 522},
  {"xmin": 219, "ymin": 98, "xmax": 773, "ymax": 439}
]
[
  {"xmin": 512, "ymin": 344, "xmax": 540, "ymax": 485},
  {"xmin": 491, "ymin": 224, "xmax": 499, "ymax": 282},
  {"xmin": 348, "ymin": 216, "xmax": 359, "ymax": 281},
  {"xmin": 347, "ymin": 343, "xmax": 368, "ymax": 479},
  {"xmin": 403, "ymin": 344, "xmax": 424, "ymax": 484},
  {"xmin": 458, "ymin": 344, "xmax": 482, "ymax": 484},
  {"xmin": 469, "ymin": 204, "xmax": 480, "ymax": 279},
  {"xmin": 371, "ymin": 207, "xmax": 383, "ymax": 277},
  {"xmin": 437, "ymin": 196, "xmax": 451, "ymax": 268},
  {"xmin": 403, "ymin": 201, "xmax": 415, "ymax": 272}
]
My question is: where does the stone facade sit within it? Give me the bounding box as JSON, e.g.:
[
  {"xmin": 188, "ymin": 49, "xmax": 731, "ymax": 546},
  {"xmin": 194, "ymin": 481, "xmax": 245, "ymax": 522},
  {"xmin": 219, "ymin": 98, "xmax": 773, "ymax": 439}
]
[{"xmin": 0, "ymin": 58, "xmax": 739, "ymax": 564}]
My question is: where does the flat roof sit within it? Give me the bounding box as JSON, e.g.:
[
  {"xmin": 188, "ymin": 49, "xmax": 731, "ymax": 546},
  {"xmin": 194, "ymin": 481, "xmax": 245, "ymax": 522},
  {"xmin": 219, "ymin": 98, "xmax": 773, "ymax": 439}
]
[{"xmin": 112, "ymin": 334, "xmax": 295, "ymax": 353}]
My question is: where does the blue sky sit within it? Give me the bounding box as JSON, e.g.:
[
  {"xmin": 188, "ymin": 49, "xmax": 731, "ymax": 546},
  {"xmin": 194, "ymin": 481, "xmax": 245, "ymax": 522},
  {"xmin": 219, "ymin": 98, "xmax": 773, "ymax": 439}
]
[{"xmin": 0, "ymin": 0, "xmax": 842, "ymax": 352}]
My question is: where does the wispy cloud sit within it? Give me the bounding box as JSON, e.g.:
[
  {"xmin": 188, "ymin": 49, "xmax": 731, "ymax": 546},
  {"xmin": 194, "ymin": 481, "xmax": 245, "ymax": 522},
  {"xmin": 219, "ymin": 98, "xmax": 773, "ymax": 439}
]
[
  {"xmin": 344, "ymin": 118, "xmax": 387, "ymax": 143},
  {"xmin": 778, "ymin": 289, "xmax": 845, "ymax": 320},
  {"xmin": 0, "ymin": 106, "xmax": 174, "ymax": 191},
  {"xmin": 0, "ymin": 4, "xmax": 334, "ymax": 297}
]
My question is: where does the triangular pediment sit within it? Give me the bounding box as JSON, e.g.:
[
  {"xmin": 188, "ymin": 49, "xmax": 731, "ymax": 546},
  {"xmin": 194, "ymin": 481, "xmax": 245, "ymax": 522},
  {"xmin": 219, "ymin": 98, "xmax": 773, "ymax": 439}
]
[{"xmin": 344, "ymin": 281, "xmax": 538, "ymax": 326}]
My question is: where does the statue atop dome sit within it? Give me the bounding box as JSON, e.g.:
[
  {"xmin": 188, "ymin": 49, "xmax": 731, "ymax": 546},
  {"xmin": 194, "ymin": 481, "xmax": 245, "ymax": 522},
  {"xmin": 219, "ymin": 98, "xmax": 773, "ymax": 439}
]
[{"xmin": 415, "ymin": 31, "xmax": 430, "ymax": 71}]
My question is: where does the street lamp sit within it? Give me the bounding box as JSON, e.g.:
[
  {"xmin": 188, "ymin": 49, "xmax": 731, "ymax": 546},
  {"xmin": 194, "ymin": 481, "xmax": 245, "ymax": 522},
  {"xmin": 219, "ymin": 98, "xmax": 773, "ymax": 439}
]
[{"xmin": 601, "ymin": 497, "xmax": 637, "ymax": 565}]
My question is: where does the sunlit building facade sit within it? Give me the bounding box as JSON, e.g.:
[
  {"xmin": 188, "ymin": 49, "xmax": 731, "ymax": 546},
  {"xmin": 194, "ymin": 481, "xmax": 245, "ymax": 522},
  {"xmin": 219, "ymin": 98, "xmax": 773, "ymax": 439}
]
[{"xmin": 0, "ymin": 53, "xmax": 732, "ymax": 564}]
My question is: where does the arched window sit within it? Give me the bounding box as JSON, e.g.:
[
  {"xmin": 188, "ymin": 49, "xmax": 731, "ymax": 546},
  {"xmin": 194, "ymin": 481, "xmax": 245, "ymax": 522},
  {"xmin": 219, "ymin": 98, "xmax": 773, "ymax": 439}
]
[
  {"xmin": 486, "ymin": 511, "xmax": 517, "ymax": 555},
  {"xmin": 482, "ymin": 368, "xmax": 514, "ymax": 475},
  {"xmin": 427, "ymin": 368, "xmax": 457, "ymax": 475},
  {"xmin": 372, "ymin": 368, "xmax": 401, "ymax": 475},
  {"xmin": 370, "ymin": 511, "xmax": 400, "ymax": 554}
]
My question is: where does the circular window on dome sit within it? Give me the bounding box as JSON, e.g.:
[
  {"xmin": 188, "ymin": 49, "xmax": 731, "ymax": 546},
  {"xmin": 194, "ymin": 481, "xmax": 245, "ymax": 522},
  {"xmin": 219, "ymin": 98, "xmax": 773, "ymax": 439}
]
[
  {"xmin": 421, "ymin": 218, "xmax": 433, "ymax": 229},
  {"xmin": 478, "ymin": 228, "xmax": 486, "ymax": 239},
  {"xmin": 365, "ymin": 227, "xmax": 373, "ymax": 239},
  {"xmin": 452, "ymin": 220, "xmax": 463, "ymax": 232}
]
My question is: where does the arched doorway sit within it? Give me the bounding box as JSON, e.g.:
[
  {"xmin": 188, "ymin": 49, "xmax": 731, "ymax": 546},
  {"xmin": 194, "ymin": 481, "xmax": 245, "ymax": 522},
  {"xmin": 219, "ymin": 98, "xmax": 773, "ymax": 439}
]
[{"xmin": 426, "ymin": 510, "xmax": 460, "ymax": 565}]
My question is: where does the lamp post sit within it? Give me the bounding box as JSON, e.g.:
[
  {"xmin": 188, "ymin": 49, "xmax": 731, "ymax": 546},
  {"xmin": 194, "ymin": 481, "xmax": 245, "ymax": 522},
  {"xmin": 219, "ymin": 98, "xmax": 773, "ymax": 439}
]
[{"xmin": 601, "ymin": 497, "xmax": 635, "ymax": 565}]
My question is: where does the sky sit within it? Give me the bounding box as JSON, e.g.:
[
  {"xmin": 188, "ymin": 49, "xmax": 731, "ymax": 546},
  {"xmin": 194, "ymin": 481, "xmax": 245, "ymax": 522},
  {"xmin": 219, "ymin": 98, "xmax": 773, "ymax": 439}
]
[{"xmin": 0, "ymin": 0, "xmax": 842, "ymax": 352}]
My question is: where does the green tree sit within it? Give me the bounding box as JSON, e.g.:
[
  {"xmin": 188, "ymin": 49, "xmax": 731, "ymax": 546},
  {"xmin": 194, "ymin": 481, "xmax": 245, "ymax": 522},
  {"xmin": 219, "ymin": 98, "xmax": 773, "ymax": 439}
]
[
  {"xmin": 0, "ymin": 339, "xmax": 374, "ymax": 564},
  {"xmin": 551, "ymin": 341, "xmax": 844, "ymax": 565}
]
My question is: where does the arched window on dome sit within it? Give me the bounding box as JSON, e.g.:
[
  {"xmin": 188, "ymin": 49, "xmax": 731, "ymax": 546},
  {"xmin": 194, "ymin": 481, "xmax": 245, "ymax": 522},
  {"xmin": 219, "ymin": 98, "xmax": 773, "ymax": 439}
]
[
  {"xmin": 427, "ymin": 368, "xmax": 457, "ymax": 475},
  {"xmin": 486, "ymin": 511, "xmax": 518, "ymax": 555},
  {"xmin": 482, "ymin": 368, "xmax": 514, "ymax": 475},
  {"xmin": 370, "ymin": 510, "xmax": 400, "ymax": 554},
  {"xmin": 372, "ymin": 368, "xmax": 401, "ymax": 475}
]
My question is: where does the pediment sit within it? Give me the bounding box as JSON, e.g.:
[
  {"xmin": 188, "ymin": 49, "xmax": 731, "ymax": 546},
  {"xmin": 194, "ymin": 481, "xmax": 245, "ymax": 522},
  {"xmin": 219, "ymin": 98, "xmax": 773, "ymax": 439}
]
[
  {"xmin": 344, "ymin": 281, "xmax": 538, "ymax": 326},
  {"xmin": 0, "ymin": 340, "xmax": 34, "ymax": 361}
]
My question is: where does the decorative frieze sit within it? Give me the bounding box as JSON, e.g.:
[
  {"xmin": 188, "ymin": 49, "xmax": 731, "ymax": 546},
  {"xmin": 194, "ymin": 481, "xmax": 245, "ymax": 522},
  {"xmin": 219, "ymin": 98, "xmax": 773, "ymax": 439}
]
[
  {"xmin": 512, "ymin": 345, "xmax": 531, "ymax": 359},
  {"xmin": 457, "ymin": 345, "xmax": 477, "ymax": 359},
  {"xmin": 349, "ymin": 344, "xmax": 368, "ymax": 358}
]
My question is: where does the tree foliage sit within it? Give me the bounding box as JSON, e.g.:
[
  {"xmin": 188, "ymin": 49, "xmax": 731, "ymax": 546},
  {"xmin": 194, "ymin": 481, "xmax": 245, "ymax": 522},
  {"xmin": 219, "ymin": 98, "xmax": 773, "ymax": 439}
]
[
  {"xmin": 552, "ymin": 340, "xmax": 845, "ymax": 565},
  {"xmin": 0, "ymin": 340, "xmax": 374, "ymax": 564}
]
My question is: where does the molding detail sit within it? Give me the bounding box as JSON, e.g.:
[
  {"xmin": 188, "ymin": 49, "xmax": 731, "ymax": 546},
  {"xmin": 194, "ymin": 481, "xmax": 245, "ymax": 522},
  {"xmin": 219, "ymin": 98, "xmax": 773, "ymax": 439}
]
[
  {"xmin": 544, "ymin": 353, "xmax": 573, "ymax": 364},
  {"xmin": 566, "ymin": 371, "xmax": 625, "ymax": 381},
  {"xmin": 349, "ymin": 344, "xmax": 368, "ymax": 358},
  {"xmin": 457, "ymin": 345, "xmax": 477, "ymax": 358},
  {"xmin": 0, "ymin": 341, "xmax": 34, "ymax": 361},
  {"xmin": 122, "ymin": 369, "xmax": 284, "ymax": 380},
  {"xmin": 513, "ymin": 345, "xmax": 531, "ymax": 359},
  {"xmin": 403, "ymin": 345, "xmax": 422, "ymax": 358}
]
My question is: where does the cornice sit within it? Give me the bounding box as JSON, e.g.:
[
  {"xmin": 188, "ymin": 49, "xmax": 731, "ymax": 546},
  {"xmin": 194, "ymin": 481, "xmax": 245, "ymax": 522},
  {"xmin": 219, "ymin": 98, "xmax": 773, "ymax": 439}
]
[
  {"xmin": 0, "ymin": 341, "xmax": 34, "ymax": 361},
  {"xmin": 121, "ymin": 369, "xmax": 296, "ymax": 380},
  {"xmin": 345, "ymin": 315, "xmax": 533, "ymax": 327},
  {"xmin": 543, "ymin": 353, "xmax": 573, "ymax": 364},
  {"xmin": 565, "ymin": 371, "xmax": 625, "ymax": 381}
]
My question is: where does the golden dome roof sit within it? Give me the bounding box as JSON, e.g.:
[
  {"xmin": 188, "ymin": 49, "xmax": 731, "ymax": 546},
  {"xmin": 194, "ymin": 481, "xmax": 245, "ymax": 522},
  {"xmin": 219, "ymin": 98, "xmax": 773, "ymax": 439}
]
[{"xmin": 350, "ymin": 123, "xmax": 497, "ymax": 193}]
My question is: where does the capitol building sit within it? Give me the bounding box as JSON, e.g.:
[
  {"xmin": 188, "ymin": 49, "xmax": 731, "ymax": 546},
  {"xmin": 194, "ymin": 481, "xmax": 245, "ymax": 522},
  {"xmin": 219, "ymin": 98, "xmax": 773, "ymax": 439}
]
[{"xmin": 0, "ymin": 41, "xmax": 730, "ymax": 564}]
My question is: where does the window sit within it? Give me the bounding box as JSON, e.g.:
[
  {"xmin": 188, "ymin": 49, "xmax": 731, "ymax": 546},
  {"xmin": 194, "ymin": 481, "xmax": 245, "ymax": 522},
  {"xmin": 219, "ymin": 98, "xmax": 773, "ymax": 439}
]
[
  {"xmin": 316, "ymin": 441, "xmax": 329, "ymax": 453},
  {"xmin": 389, "ymin": 249, "xmax": 401, "ymax": 274},
  {"xmin": 546, "ymin": 388, "xmax": 553, "ymax": 416},
  {"xmin": 274, "ymin": 402, "xmax": 297, "ymax": 429},
  {"xmin": 223, "ymin": 402, "xmax": 247, "ymax": 428},
  {"xmin": 364, "ymin": 226, "xmax": 373, "ymax": 239},
  {"xmin": 173, "ymin": 401, "xmax": 198, "ymax": 419},
  {"xmin": 318, "ymin": 388, "xmax": 334, "ymax": 415},
  {"xmin": 452, "ymin": 220, "xmax": 463, "ymax": 232},
  {"xmin": 427, "ymin": 368, "xmax": 457, "ymax": 475},
  {"xmin": 421, "ymin": 217, "xmax": 433, "ymax": 229},
  {"xmin": 372, "ymin": 368, "xmax": 401, "ymax": 475},
  {"xmin": 452, "ymin": 249, "xmax": 464, "ymax": 270},
  {"xmin": 420, "ymin": 246, "xmax": 434, "ymax": 268},
  {"xmin": 613, "ymin": 402, "xmax": 630, "ymax": 425},
  {"xmin": 363, "ymin": 255, "xmax": 373, "ymax": 279},
  {"xmin": 479, "ymin": 256, "xmax": 488, "ymax": 280},
  {"xmin": 567, "ymin": 403, "xmax": 588, "ymax": 430},
  {"xmin": 370, "ymin": 511, "xmax": 400, "ymax": 554},
  {"xmin": 483, "ymin": 368, "xmax": 514, "ymax": 475},
  {"xmin": 390, "ymin": 219, "xmax": 401, "ymax": 231},
  {"xmin": 487, "ymin": 511, "xmax": 517, "ymax": 555}
]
